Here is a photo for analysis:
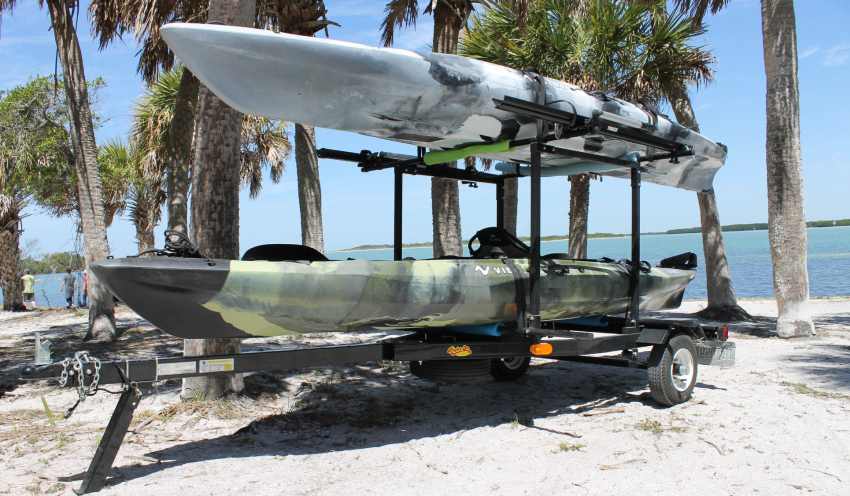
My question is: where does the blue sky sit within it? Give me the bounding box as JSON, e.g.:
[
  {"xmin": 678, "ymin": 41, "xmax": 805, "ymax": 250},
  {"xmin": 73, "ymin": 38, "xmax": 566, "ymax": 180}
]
[{"xmin": 1, "ymin": 0, "xmax": 848, "ymax": 257}]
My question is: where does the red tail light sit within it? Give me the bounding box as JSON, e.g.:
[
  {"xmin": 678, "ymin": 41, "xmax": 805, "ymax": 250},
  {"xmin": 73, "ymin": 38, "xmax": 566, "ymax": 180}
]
[{"xmin": 722, "ymin": 326, "xmax": 729, "ymax": 340}]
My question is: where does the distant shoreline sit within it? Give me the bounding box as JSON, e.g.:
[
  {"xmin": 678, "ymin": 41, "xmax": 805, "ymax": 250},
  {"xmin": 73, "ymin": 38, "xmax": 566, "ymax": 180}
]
[{"xmin": 329, "ymin": 220, "xmax": 849, "ymax": 252}]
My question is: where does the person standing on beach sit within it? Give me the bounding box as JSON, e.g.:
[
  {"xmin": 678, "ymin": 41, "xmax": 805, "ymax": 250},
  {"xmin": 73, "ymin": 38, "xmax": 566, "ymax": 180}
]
[
  {"xmin": 21, "ymin": 269, "xmax": 36, "ymax": 310},
  {"xmin": 60, "ymin": 267, "xmax": 76, "ymax": 309},
  {"xmin": 81, "ymin": 269, "xmax": 88, "ymax": 308}
]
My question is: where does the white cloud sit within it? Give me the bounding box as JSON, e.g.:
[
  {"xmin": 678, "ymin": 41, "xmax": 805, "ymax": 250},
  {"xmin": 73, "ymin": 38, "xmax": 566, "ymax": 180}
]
[
  {"xmin": 800, "ymin": 47, "xmax": 819, "ymax": 58},
  {"xmin": 696, "ymin": 102, "xmax": 717, "ymax": 111},
  {"xmin": 822, "ymin": 43, "xmax": 850, "ymax": 67}
]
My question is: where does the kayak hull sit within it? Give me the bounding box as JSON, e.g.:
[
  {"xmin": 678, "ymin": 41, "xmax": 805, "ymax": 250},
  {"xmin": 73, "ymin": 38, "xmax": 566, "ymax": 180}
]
[
  {"xmin": 91, "ymin": 257, "xmax": 695, "ymax": 339},
  {"xmin": 160, "ymin": 23, "xmax": 726, "ymax": 192}
]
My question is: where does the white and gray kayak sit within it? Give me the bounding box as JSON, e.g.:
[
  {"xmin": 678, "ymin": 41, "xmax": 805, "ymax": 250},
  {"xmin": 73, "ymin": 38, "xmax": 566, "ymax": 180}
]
[{"xmin": 160, "ymin": 23, "xmax": 726, "ymax": 191}]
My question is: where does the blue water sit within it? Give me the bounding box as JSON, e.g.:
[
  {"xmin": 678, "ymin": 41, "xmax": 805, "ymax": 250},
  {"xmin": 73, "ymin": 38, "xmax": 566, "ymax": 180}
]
[
  {"xmin": 4, "ymin": 272, "xmax": 87, "ymax": 309},
  {"xmin": 333, "ymin": 226, "xmax": 850, "ymax": 300},
  {"xmin": 4, "ymin": 226, "xmax": 847, "ymax": 307}
]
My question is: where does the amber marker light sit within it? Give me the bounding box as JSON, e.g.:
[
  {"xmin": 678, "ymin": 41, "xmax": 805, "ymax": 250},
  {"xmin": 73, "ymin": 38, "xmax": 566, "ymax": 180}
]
[{"xmin": 530, "ymin": 343, "xmax": 553, "ymax": 356}]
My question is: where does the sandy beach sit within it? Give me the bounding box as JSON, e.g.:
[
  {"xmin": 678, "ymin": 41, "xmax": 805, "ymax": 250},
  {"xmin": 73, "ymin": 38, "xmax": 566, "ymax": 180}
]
[{"xmin": 1, "ymin": 297, "xmax": 848, "ymax": 495}]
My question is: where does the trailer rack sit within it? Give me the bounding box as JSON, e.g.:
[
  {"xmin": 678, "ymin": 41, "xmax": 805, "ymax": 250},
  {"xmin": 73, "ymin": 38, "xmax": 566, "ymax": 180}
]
[{"xmin": 19, "ymin": 86, "xmax": 735, "ymax": 494}]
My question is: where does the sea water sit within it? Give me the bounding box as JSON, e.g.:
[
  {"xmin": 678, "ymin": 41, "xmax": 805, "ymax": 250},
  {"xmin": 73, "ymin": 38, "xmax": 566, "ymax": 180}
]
[
  {"xmin": 2, "ymin": 226, "xmax": 848, "ymax": 308},
  {"xmin": 4, "ymin": 272, "xmax": 87, "ymax": 309},
  {"xmin": 336, "ymin": 226, "xmax": 850, "ymax": 300}
]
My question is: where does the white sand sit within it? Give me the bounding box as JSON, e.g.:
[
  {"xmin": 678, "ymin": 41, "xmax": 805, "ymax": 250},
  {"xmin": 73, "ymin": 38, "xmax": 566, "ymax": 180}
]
[{"xmin": 1, "ymin": 298, "xmax": 848, "ymax": 495}]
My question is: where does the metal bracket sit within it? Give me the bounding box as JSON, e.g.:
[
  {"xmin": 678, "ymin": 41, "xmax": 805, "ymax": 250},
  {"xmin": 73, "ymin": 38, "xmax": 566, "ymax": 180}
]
[{"xmin": 34, "ymin": 332, "xmax": 53, "ymax": 365}]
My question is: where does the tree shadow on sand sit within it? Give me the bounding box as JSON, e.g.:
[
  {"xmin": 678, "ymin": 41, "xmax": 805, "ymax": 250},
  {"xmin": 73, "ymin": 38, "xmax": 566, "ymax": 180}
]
[
  {"xmin": 63, "ymin": 357, "xmax": 707, "ymax": 488},
  {"xmin": 783, "ymin": 342, "xmax": 850, "ymax": 393}
]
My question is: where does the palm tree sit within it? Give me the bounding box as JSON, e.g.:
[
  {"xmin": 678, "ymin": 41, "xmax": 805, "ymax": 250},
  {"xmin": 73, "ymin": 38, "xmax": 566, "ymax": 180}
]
[
  {"xmin": 0, "ymin": 81, "xmax": 42, "ymax": 311},
  {"xmin": 92, "ymin": 0, "xmax": 206, "ymax": 234},
  {"xmin": 461, "ymin": 0, "xmax": 714, "ymax": 256},
  {"xmin": 94, "ymin": 68, "xmax": 292, "ymax": 257},
  {"xmin": 760, "ymin": 0, "xmax": 813, "ymax": 337},
  {"xmin": 96, "ymin": 138, "xmax": 163, "ymax": 252},
  {"xmin": 180, "ymin": 0, "xmax": 256, "ymax": 400},
  {"xmin": 92, "ymin": 0, "xmax": 334, "ymax": 241},
  {"xmin": 628, "ymin": 0, "xmax": 746, "ymax": 321},
  {"xmin": 1, "ymin": 0, "xmax": 117, "ymax": 339},
  {"xmin": 257, "ymin": 2, "xmax": 339, "ymax": 254},
  {"xmin": 93, "ymin": 0, "xmax": 333, "ymax": 398},
  {"xmin": 661, "ymin": 0, "xmax": 812, "ymax": 334},
  {"xmin": 0, "ymin": 193, "xmax": 25, "ymax": 311},
  {"xmin": 185, "ymin": 0, "xmax": 325, "ymax": 400},
  {"xmin": 382, "ymin": 0, "xmax": 490, "ymax": 256}
]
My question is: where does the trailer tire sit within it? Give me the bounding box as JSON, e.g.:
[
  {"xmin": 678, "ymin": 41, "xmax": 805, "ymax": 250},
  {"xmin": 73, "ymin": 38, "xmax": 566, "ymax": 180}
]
[
  {"xmin": 490, "ymin": 357, "xmax": 531, "ymax": 381},
  {"xmin": 647, "ymin": 334, "xmax": 698, "ymax": 406},
  {"xmin": 410, "ymin": 359, "xmax": 491, "ymax": 383}
]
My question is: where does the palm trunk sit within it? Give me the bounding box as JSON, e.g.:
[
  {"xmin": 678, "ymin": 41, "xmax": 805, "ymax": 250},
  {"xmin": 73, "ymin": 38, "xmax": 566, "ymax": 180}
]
[
  {"xmin": 667, "ymin": 84, "xmax": 750, "ymax": 321},
  {"xmin": 568, "ymin": 174, "xmax": 590, "ymax": 259},
  {"xmin": 295, "ymin": 124, "xmax": 324, "ymax": 252},
  {"xmin": 761, "ymin": 0, "xmax": 814, "ymax": 337},
  {"xmin": 183, "ymin": 0, "xmax": 255, "ymax": 399},
  {"xmin": 166, "ymin": 68, "xmax": 200, "ymax": 234},
  {"xmin": 503, "ymin": 175, "xmax": 518, "ymax": 235},
  {"xmin": 134, "ymin": 208, "xmax": 157, "ymax": 253},
  {"xmin": 0, "ymin": 195, "xmax": 25, "ymax": 311},
  {"xmin": 563, "ymin": 0, "xmax": 591, "ymax": 261},
  {"xmin": 430, "ymin": 1, "xmax": 464, "ymax": 258},
  {"xmin": 45, "ymin": 0, "xmax": 116, "ymax": 340}
]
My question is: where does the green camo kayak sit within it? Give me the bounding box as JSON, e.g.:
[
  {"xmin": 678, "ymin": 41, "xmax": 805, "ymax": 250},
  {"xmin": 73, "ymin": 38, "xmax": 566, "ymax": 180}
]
[{"xmin": 91, "ymin": 254, "xmax": 695, "ymax": 339}]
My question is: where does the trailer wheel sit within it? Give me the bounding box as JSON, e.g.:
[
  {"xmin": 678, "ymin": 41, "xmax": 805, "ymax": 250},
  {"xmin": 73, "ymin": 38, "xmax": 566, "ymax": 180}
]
[
  {"xmin": 490, "ymin": 357, "xmax": 531, "ymax": 381},
  {"xmin": 409, "ymin": 359, "xmax": 491, "ymax": 383},
  {"xmin": 647, "ymin": 334, "xmax": 698, "ymax": 406}
]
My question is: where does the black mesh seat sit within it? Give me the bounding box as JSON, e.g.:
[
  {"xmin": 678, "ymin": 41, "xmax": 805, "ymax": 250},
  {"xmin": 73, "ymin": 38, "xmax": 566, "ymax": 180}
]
[{"xmin": 468, "ymin": 227, "xmax": 531, "ymax": 259}]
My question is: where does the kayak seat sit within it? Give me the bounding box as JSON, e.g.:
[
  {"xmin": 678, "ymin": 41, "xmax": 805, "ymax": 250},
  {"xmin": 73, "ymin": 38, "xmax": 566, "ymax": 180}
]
[
  {"xmin": 658, "ymin": 252, "xmax": 698, "ymax": 270},
  {"xmin": 468, "ymin": 227, "xmax": 531, "ymax": 259},
  {"xmin": 242, "ymin": 244, "xmax": 329, "ymax": 262}
]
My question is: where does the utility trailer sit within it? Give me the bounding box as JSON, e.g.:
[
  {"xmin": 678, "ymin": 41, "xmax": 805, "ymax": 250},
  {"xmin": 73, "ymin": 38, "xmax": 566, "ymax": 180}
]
[{"xmin": 19, "ymin": 90, "xmax": 735, "ymax": 494}]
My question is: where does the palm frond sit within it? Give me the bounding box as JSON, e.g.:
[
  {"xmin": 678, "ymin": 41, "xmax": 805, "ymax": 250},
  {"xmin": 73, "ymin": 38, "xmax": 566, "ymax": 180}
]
[
  {"xmin": 240, "ymin": 117, "xmax": 293, "ymax": 199},
  {"xmin": 461, "ymin": 0, "xmax": 715, "ymax": 106},
  {"xmin": 89, "ymin": 0, "xmax": 207, "ymax": 82},
  {"xmin": 381, "ymin": 0, "xmax": 420, "ymax": 47},
  {"xmin": 130, "ymin": 64, "xmax": 183, "ymax": 183},
  {"xmin": 671, "ymin": 0, "xmax": 730, "ymax": 25}
]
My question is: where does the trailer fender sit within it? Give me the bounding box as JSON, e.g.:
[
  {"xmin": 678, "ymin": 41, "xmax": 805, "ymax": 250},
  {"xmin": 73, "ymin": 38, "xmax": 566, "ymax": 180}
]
[{"xmin": 637, "ymin": 327, "xmax": 669, "ymax": 345}]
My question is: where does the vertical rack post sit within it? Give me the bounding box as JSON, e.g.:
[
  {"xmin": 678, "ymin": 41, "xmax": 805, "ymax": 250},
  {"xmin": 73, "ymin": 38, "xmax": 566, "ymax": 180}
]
[
  {"xmin": 529, "ymin": 142, "xmax": 542, "ymax": 331},
  {"xmin": 627, "ymin": 164, "xmax": 641, "ymax": 328},
  {"xmin": 393, "ymin": 165, "xmax": 403, "ymax": 261},
  {"xmin": 527, "ymin": 71, "xmax": 546, "ymax": 332}
]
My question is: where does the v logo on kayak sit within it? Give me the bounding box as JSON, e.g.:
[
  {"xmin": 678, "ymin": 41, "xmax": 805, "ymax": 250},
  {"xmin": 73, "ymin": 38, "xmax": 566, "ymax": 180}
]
[{"xmin": 475, "ymin": 265, "xmax": 511, "ymax": 276}]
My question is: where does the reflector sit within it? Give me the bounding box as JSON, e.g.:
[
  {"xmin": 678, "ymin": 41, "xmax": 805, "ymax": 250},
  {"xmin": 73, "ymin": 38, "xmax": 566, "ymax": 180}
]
[{"xmin": 531, "ymin": 343, "xmax": 553, "ymax": 355}]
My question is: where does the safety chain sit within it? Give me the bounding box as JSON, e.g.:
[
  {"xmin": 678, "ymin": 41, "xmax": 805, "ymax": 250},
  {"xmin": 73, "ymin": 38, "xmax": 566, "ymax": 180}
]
[
  {"xmin": 57, "ymin": 351, "xmax": 102, "ymax": 405},
  {"xmin": 58, "ymin": 357, "xmax": 70, "ymax": 387}
]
